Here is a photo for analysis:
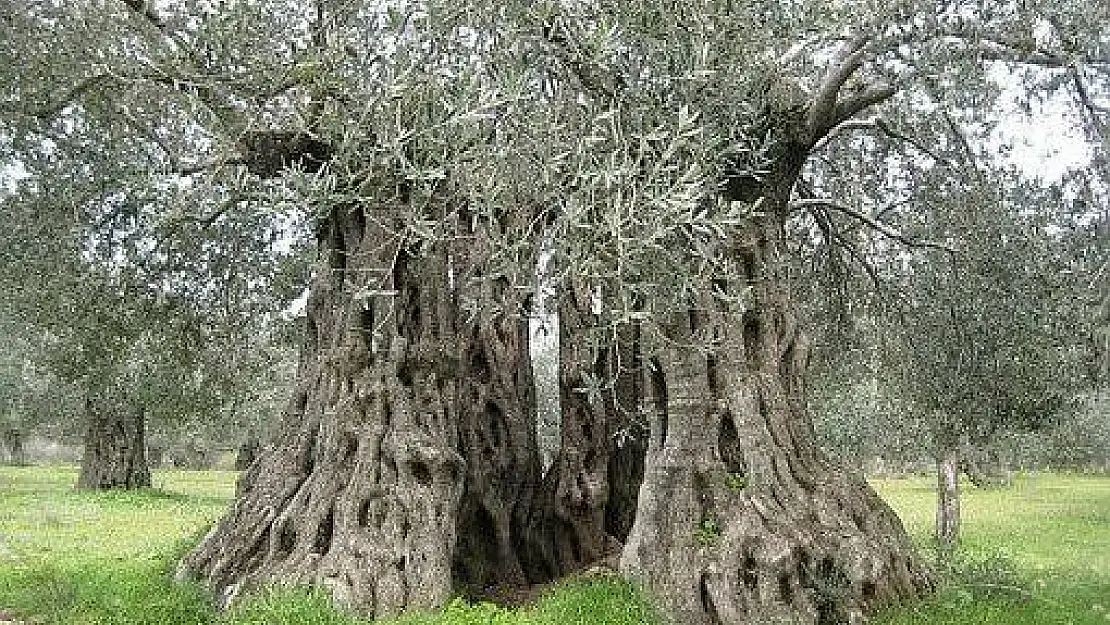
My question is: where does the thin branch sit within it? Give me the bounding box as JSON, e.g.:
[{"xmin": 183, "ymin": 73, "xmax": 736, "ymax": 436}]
[
  {"xmin": 540, "ymin": 17, "xmax": 622, "ymax": 102},
  {"xmin": 810, "ymin": 203, "xmax": 884, "ymax": 291},
  {"xmin": 822, "ymin": 116, "xmax": 952, "ymax": 166},
  {"xmin": 955, "ymin": 32, "xmax": 1110, "ymax": 68},
  {"xmin": 791, "ymin": 198, "xmax": 957, "ymax": 253},
  {"xmin": 978, "ymin": 39, "xmax": 1072, "ymax": 68},
  {"xmin": 7, "ymin": 73, "xmax": 117, "ymax": 122},
  {"xmin": 151, "ymin": 193, "xmax": 246, "ymax": 252},
  {"xmin": 173, "ymin": 157, "xmax": 249, "ymax": 177},
  {"xmin": 121, "ymin": 0, "xmax": 166, "ymax": 31},
  {"xmin": 117, "ymin": 0, "xmax": 248, "ymax": 133},
  {"xmin": 942, "ymin": 112, "xmax": 984, "ymax": 178},
  {"xmin": 1069, "ymin": 66, "xmax": 1110, "ymax": 138},
  {"xmin": 875, "ymin": 118, "xmax": 951, "ymax": 166}
]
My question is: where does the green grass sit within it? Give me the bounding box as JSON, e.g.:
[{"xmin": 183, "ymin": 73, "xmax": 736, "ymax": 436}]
[
  {"xmin": 871, "ymin": 472, "xmax": 1110, "ymax": 625},
  {"xmin": 0, "ymin": 465, "xmax": 234, "ymax": 624},
  {"xmin": 0, "ymin": 465, "xmax": 659, "ymax": 625},
  {"xmin": 1, "ymin": 466, "xmax": 1107, "ymax": 624}
]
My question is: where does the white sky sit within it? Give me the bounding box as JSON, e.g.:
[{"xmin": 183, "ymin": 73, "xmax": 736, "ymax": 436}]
[
  {"xmin": 990, "ymin": 62, "xmax": 1096, "ymax": 183},
  {"xmin": 996, "ymin": 101, "xmax": 1093, "ymax": 182}
]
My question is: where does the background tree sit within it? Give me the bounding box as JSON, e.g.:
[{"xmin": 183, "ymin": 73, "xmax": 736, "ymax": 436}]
[
  {"xmin": 0, "ymin": 315, "xmax": 38, "ymax": 465},
  {"xmin": 0, "ymin": 78, "xmax": 309, "ymax": 486},
  {"xmin": 891, "ymin": 171, "xmax": 1083, "ymax": 551}
]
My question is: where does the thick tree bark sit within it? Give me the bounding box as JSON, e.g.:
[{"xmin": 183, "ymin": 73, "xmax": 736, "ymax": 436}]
[
  {"xmin": 178, "ymin": 188, "xmax": 548, "ymax": 616},
  {"xmin": 620, "ymin": 154, "xmax": 932, "ymax": 624},
  {"xmin": 179, "ymin": 201, "xmax": 465, "ymax": 615},
  {"xmin": 936, "ymin": 445, "xmax": 961, "ymax": 553},
  {"xmin": 178, "ymin": 130, "xmax": 927, "ymax": 623},
  {"xmin": 605, "ymin": 323, "xmax": 648, "ymax": 543},
  {"xmin": 520, "ymin": 283, "xmax": 647, "ymax": 580},
  {"xmin": 77, "ymin": 389, "xmax": 151, "ymax": 490},
  {"xmin": 452, "ymin": 269, "xmax": 544, "ymax": 595}
]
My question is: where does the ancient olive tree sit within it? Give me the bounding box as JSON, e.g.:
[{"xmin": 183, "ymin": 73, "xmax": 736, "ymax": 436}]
[{"xmin": 3, "ymin": 0, "xmax": 1108, "ymax": 623}]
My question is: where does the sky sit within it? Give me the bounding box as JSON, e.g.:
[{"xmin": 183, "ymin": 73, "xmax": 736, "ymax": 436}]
[{"xmin": 993, "ymin": 68, "xmax": 1096, "ymax": 183}]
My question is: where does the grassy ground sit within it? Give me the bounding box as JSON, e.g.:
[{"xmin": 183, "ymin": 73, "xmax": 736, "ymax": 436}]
[
  {"xmin": 871, "ymin": 473, "xmax": 1110, "ymax": 625},
  {"xmin": 0, "ymin": 465, "xmax": 656, "ymax": 625},
  {"xmin": 0, "ymin": 466, "xmax": 1106, "ymax": 624}
]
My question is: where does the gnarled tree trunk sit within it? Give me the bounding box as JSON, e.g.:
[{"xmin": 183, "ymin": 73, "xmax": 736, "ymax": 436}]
[
  {"xmin": 78, "ymin": 388, "xmax": 151, "ymax": 490},
  {"xmin": 178, "ymin": 185, "xmax": 550, "ymax": 616},
  {"xmin": 521, "ymin": 282, "xmax": 647, "ymax": 580},
  {"xmin": 179, "ymin": 198, "xmax": 466, "ymax": 615},
  {"xmin": 179, "ymin": 126, "xmax": 928, "ymax": 623},
  {"xmin": 452, "ymin": 207, "xmax": 546, "ymax": 596},
  {"xmin": 620, "ymin": 158, "xmax": 933, "ymax": 624}
]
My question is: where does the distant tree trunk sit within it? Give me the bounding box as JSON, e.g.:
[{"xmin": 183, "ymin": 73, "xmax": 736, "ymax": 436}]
[
  {"xmin": 936, "ymin": 444, "xmax": 961, "ymax": 553},
  {"xmin": 147, "ymin": 444, "xmax": 165, "ymax": 468},
  {"xmin": 620, "ymin": 148, "xmax": 933, "ymax": 624},
  {"xmin": 78, "ymin": 389, "xmax": 151, "ymax": 490},
  {"xmin": 234, "ymin": 431, "xmax": 261, "ymax": 471},
  {"xmin": 2, "ymin": 428, "xmax": 27, "ymax": 466},
  {"xmin": 177, "ymin": 187, "xmax": 548, "ymax": 616}
]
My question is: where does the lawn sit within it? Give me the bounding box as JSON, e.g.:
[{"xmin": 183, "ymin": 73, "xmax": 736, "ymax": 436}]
[
  {"xmin": 0, "ymin": 466, "xmax": 1107, "ymax": 624},
  {"xmin": 871, "ymin": 473, "xmax": 1110, "ymax": 625}
]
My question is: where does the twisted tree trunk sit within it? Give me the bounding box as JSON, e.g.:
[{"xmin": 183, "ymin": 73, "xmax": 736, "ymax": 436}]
[
  {"xmin": 452, "ymin": 208, "xmax": 545, "ymax": 596},
  {"xmin": 620, "ymin": 156, "xmax": 933, "ymax": 624},
  {"xmin": 178, "ymin": 196, "xmax": 465, "ymax": 614},
  {"xmin": 177, "ymin": 185, "xmax": 552, "ymax": 616},
  {"xmin": 521, "ymin": 283, "xmax": 647, "ymax": 579},
  {"xmin": 179, "ymin": 128, "xmax": 928, "ymax": 623},
  {"xmin": 78, "ymin": 388, "xmax": 151, "ymax": 490}
]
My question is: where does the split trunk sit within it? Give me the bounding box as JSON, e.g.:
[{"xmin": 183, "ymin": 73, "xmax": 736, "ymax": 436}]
[{"xmin": 179, "ymin": 147, "xmax": 930, "ymax": 624}]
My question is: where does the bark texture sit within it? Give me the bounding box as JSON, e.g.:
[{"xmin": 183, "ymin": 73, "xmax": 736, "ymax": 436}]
[
  {"xmin": 620, "ymin": 155, "xmax": 932, "ymax": 623},
  {"xmin": 452, "ymin": 209, "xmax": 545, "ymax": 596},
  {"xmin": 179, "ymin": 128, "xmax": 928, "ymax": 623},
  {"xmin": 77, "ymin": 389, "xmax": 151, "ymax": 490},
  {"xmin": 178, "ymin": 186, "xmax": 546, "ymax": 616},
  {"xmin": 522, "ymin": 283, "xmax": 647, "ymax": 580}
]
